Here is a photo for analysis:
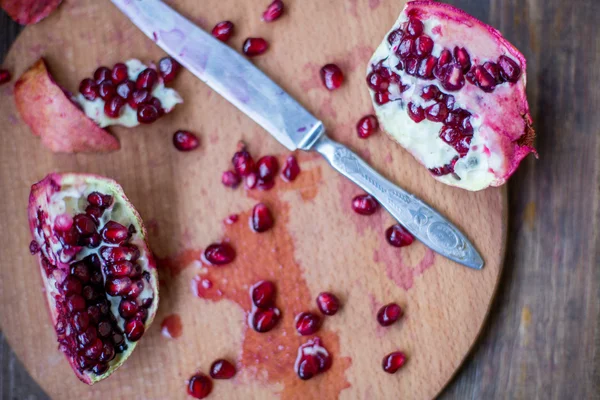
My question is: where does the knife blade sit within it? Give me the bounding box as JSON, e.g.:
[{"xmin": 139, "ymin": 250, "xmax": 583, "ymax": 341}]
[{"xmin": 111, "ymin": 0, "xmax": 484, "ymax": 270}]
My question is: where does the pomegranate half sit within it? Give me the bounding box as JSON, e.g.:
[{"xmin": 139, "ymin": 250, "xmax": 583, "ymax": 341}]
[
  {"xmin": 367, "ymin": 1, "xmax": 536, "ymax": 191},
  {"xmin": 28, "ymin": 173, "xmax": 159, "ymax": 384}
]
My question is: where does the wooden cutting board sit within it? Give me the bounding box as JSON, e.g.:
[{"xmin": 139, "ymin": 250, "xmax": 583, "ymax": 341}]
[{"xmin": 0, "ymin": 0, "xmax": 506, "ymax": 398}]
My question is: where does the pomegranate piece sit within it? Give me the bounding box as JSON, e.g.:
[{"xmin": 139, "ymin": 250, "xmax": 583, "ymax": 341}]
[
  {"xmin": 356, "ymin": 115, "xmax": 379, "ymax": 139},
  {"xmin": 243, "ymin": 38, "xmax": 269, "ymax": 57},
  {"xmin": 385, "ymin": 224, "xmax": 414, "ymax": 248},
  {"xmin": 187, "ymin": 373, "xmax": 213, "ymax": 399},
  {"xmin": 295, "ymin": 312, "xmax": 321, "ymax": 336},
  {"xmin": 0, "ymin": 0, "xmax": 61, "ymax": 25},
  {"xmin": 232, "ymin": 148, "xmax": 255, "ymax": 177},
  {"xmin": 320, "ymin": 64, "xmax": 344, "ymax": 90},
  {"xmin": 316, "ymin": 292, "xmax": 340, "ymax": 316},
  {"xmin": 28, "ymin": 173, "xmax": 159, "ymax": 384},
  {"xmin": 251, "ymin": 307, "xmax": 281, "ymax": 333},
  {"xmin": 382, "ymin": 351, "xmax": 407, "ymax": 374},
  {"xmin": 173, "ymin": 130, "xmax": 200, "ymax": 152},
  {"xmin": 221, "ymin": 170, "xmax": 241, "ymax": 188},
  {"xmin": 366, "ymin": 1, "xmax": 536, "ymax": 190},
  {"xmin": 281, "ymin": 155, "xmax": 300, "ymax": 182},
  {"xmin": 351, "ymin": 194, "xmax": 379, "ymax": 215},
  {"xmin": 251, "ymin": 280, "xmax": 276, "ymax": 308},
  {"xmin": 111, "ymin": 63, "xmax": 128, "ymax": 84},
  {"xmin": 157, "ymin": 57, "xmax": 181, "ymax": 83},
  {"xmin": 14, "ymin": 59, "xmax": 119, "ymax": 153},
  {"xmin": 212, "ymin": 20, "xmax": 234, "ymax": 42},
  {"xmin": 377, "ymin": 303, "xmax": 403, "ymax": 326},
  {"xmin": 294, "ymin": 337, "xmax": 331, "ymax": 380},
  {"xmin": 262, "ymin": 0, "xmax": 284, "ymax": 22},
  {"xmin": 210, "ymin": 359, "xmax": 236, "ymax": 379},
  {"xmin": 203, "ymin": 243, "xmax": 236, "ymax": 265},
  {"xmin": 250, "ymin": 203, "xmax": 274, "ymax": 233}
]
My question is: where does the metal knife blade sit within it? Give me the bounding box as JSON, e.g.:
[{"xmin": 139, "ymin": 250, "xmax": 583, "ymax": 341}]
[{"xmin": 111, "ymin": 0, "xmax": 485, "ymax": 270}]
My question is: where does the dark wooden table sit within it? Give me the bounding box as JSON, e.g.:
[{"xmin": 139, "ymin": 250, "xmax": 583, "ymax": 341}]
[{"xmin": 1, "ymin": 0, "xmax": 598, "ymax": 398}]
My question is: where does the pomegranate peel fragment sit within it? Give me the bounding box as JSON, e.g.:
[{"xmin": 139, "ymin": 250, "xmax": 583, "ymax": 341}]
[{"xmin": 0, "ymin": 0, "xmax": 61, "ymax": 25}]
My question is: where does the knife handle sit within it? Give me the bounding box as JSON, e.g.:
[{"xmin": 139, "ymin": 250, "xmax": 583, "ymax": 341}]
[{"xmin": 313, "ymin": 135, "xmax": 484, "ymax": 270}]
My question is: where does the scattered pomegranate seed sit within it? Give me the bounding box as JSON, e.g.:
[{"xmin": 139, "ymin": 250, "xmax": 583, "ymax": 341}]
[
  {"xmin": 79, "ymin": 78, "xmax": 98, "ymax": 101},
  {"xmin": 382, "ymin": 351, "xmax": 407, "ymax": 373},
  {"xmin": 158, "ymin": 57, "xmax": 181, "ymax": 83},
  {"xmin": 295, "ymin": 337, "xmax": 331, "ymax": 380},
  {"xmin": 256, "ymin": 155, "xmax": 279, "ymax": 182},
  {"xmin": 187, "ymin": 373, "xmax": 213, "ymax": 399},
  {"xmin": 98, "ymin": 81, "xmax": 116, "ymax": 101},
  {"xmin": 136, "ymin": 68, "xmax": 158, "ymax": 90},
  {"xmin": 251, "ymin": 280, "xmax": 276, "ymax": 308},
  {"xmin": 262, "ymin": 0, "xmax": 284, "ymax": 22},
  {"xmin": 137, "ymin": 104, "xmax": 159, "ymax": 123},
  {"xmin": 320, "ymin": 64, "xmax": 344, "ymax": 90},
  {"xmin": 232, "ymin": 149, "xmax": 255, "ymax": 176},
  {"xmin": 351, "ymin": 194, "xmax": 379, "ymax": 215},
  {"xmin": 93, "ymin": 66, "xmax": 111, "ymax": 84},
  {"xmin": 356, "ymin": 115, "xmax": 379, "ymax": 138},
  {"xmin": 210, "ymin": 359, "xmax": 236, "ymax": 379},
  {"xmin": 203, "ymin": 243, "xmax": 236, "ymax": 265},
  {"xmin": 104, "ymin": 96, "xmax": 126, "ymax": 118},
  {"xmin": 173, "ymin": 130, "xmax": 200, "ymax": 151},
  {"xmin": 0, "ymin": 69, "xmax": 11, "ymax": 85},
  {"xmin": 385, "ymin": 224, "xmax": 414, "ymax": 247},
  {"xmin": 212, "ymin": 21, "xmax": 234, "ymax": 42},
  {"xmin": 111, "ymin": 63, "xmax": 128, "ymax": 84},
  {"xmin": 251, "ymin": 307, "xmax": 281, "ymax": 332},
  {"xmin": 243, "ymin": 38, "xmax": 269, "ymax": 57},
  {"xmin": 225, "ymin": 214, "xmax": 239, "ymax": 224},
  {"xmin": 250, "ymin": 203, "xmax": 274, "ymax": 233},
  {"xmin": 377, "ymin": 303, "xmax": 403, "ymax": 326},
  {"xmin": 281, "ymin": 155, "xmax": 300, "ymax": 182},
  {"xmin": 221, "ymin": 170, "xmax": 241, "ymax": 188},
  {"xmin": 316, "ymin": 292, "xmax": 340, "ymax": 316},
  {"xmin": 295, "ymin": 312, "xmax": 321, "ymax": 336}
]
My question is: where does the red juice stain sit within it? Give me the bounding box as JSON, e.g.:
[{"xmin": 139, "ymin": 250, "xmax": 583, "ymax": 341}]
[
  {"xmin": 157, "ymin": 248, "xmax": 203, "ymax": 277},
  {"xmin": 161, "ymin": 314, "xmax": 183, "ymax": 339}
]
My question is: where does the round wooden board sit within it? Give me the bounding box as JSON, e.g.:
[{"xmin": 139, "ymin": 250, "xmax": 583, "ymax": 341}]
[{"xmin": 0, "ymin": 0, "xmax": 507, "ymax": 399}]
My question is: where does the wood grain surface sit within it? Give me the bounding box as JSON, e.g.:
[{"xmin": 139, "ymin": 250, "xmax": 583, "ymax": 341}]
[{"xmin": 0, "ymin": 0, "xmax": 598, "ymax": 400}]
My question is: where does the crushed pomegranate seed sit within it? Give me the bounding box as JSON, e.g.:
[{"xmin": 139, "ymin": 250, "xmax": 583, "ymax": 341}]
[
  {"xmin": 243, "ymin": 38, "xmax": 269, "ymax": 57},
  {"xmin": 157, "ymin": 57, "xmax": 181, "ymax": 83},
  {"xmin": 320, "ymin": 64, "xmax": 344, "ymax": 90},
  {"xmin": 0, "ymin": 69, "xmax": 11, "ymax": 85},
  {"xmin": 262, "ymin": 0, "xmax": 284, "ymax": 22},
  {"xmin": 203, "ymin": 243, "xmax": 236, "ymax": 265},
  {"xmin": 250, "ymin": 203, "xmax": 274, "ymax": 233},
  {"xmin": 251, "ymin": 280, "xmax": 276, "ymax": 308},
  {"xmin": 212, "ymin": 21, "xmax": 234, "ymax": 42},
  {"xmin": 382, "ymin": 351, "xmax": 407, "ymax": 373},
  {"xmin": 221, "ymin": 170, "xmax": 241, "ymax": 188},
  {"xmin": 377, "ymin": 303, "xmax": 403, "ymax": 326},
  {"xmin": 187, "ymin": 373, "xmax": 213, "ymax": 399},
  {"xmin": 172, "ymin": 130, "xmax": 200, "ymax": 151},
  {"xmin": 385, "ymin": 224, "xmax": 414, "ymax": 247},
  {"xmin": 316, "ymin": 292, "xmax": 340, "ymax": 316},
  {"xmin": 295, "ymin": 312, "xmax": 321, "ymax": 336},
  {"xmin": 356, "ymin": 115, "xmax": 379, "ymax": 138},
  {"xmin": 281, "ymin": 155, "xmax": 300, "ymax": 182},
  {"xmin": 251, "ymin": 307, "xmax": 281, "ymax": 333},
  {"xmin": 351, "ymin": 194, "xmax": 379, "ymax": 215},
  {"xmin": 210, "ymin": 359, "xmax": 236, "ymax": 379}
]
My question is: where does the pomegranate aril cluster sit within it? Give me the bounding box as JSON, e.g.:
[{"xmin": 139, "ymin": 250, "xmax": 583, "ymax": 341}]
[
  {"xmin": 249, "ymin": 280, "xmax": 281, "ymax": 333},
  {"xmin": 295, "ymin": 337, "xmax": 332, "ymax": 380}
]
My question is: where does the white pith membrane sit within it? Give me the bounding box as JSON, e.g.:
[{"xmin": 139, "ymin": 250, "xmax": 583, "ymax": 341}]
[
  {"xmin": 29, "ymin": 174, "xmax": 158, "ymax": 384},
  {"xmin": 76, "ymin": 59, "xmax": 183, "ymax": 128},
  {"xmin": 368, "ymin": 2, "xmax": 534, "ymax": 191}
]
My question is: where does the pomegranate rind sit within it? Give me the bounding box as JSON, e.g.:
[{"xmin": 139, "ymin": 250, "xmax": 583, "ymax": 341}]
[
  {"xmin": 368, "ymin": 1, "xmax": 536, "ymax": 191},
  {"xmin": 28, "ymin": 173, "xmax": 159, "ymax": 385},
  {"xmin": 14, "ymin": 59, "xmax": 120, "ymax": 153},
  {"xmin": 0, "ymin": 0, "xmax": 61, "ymax": 25}
]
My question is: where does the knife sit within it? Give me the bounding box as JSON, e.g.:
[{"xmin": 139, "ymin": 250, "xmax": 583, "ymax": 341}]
[{"xmin": 111, "ymin": 0, "xmax": 484, "ymax": 270}]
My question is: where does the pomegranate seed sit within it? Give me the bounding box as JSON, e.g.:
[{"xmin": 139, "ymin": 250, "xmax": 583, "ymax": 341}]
[
  {"xmin": 374, "ymin": 91, "xmax": 390, "ymax": 105},
  {"xmin": 148, "ymin": 97, "xmax": 164, "ymax": 117},
  {"xmin": 232, "ymin": 149, "xmax": 255, "ymax": 176},
  {"xmin": 387, "ymin": 29, "xmax": 403, "ymax": 45},
  {"xmin": 351, "ymin": 194, "xmax": 379, "ymax": 215},
  {"xmin": 245, "ymin": 172, "xmax": 258, "ymax": 189},
  {"xmin": 251, "ymin": 307, "xmax": 281, "ymax": 332},
  {"xmin": 425, "ymin": 102, "xmax": 449, "ymax": 122},
  {"xmin": 366, "ymin": 71, "xmax": 389, "ymax": 92},
  {"xmin": 111, "ymin": 63, "xmax": 128, "ymax": 84},
  {"xmin": 221, "ymin": 170, "xmax": 241, "ymax": 188},
  {"xmin": 377, "ymin": 303, "xmax": 403, "ymax": 326},
  {"xmin": 135, "ymin": 308, "xmax": 148, "ymax": 323},
  {"xmin": 454, "ymin": 135, "xmax": 472, "ymax": 156},
  {"xmin": 82, "ymin": 285, "xmax": 99, "ymax": 301},
  {"xmin": 137, "ymin": 104, "xmax": 159, "ymax": 124},
  {"xmin": 73, "ymin": 214, "xmax": 97, "ymax": 237},
  {"xmin": 79, "ymin": 78, "xmax": 98, "ymax": 101},
  {"xmin": 243, "ymin": 38, "xmax": 269, "ymax": 57},
  {"xmin": 382, "ymin": 351, "xmax": 407, "ymax": 373},
  {"xmin": 128, "ymin": 89, "xmax": 151, "ymax": 109},
  {"xmin": 204, "ymin": 243, "xmax": 236, "ymax": 265},
  {"xmin": 29, "ymin": 240, "xmax": 40, "ymax": 255},
  {"xmin": 93, "ymin": 66, "xmax": 111, "ymax": 84},
  {"xmin": 439, "ymin": 63, "xmax": 465, "ymax": 91},
  {"xmin": 225, "ymin": 214, "xmax": 239, "ymax": 224},
  {"xmin": 397, "ymin": 38, "xmax": 414, "ymax": 59},
  {"xmin": 385, "ymin": 224, "xmax": 414, "ymax": 247},
  {"xmin": 498, "ymin": 55, "xmax": 521, "ymax": 83},
  {"xmin": 210, "ymin": 359, "xmax": 236, "ymax": 379},
  {"xmin": 316, "ymin": 292, "xmax": 340, "ymax": 316},
  {"xmin": 405, "ymin": 17, "xmax": 423, "ymax": 37},
  {"xmin": 87, "ymin": 192, "xmax": 113, "ymax": 208},
  {"xmin": 0, "ymin": 69, "xmax": 10, "ymax": 85},
  {"xmin": 295, "ymin": 338, "xmax": 331, "ymax": 380},
  {"xmin": 136, "ymin": 68, "xmax": 158, "ymax": 90},
  {"xmin": 105, "ymin": 277, "xmax": 132, "ymax": 296},
  {"xmin": 407, "ymin": 102, "xmax": 425, "ymax": 123},
  {"xmin": 84, "ymin": 338, "xmax": 103, "ymax": 360},
  {"xmin": 251, "ymin": 203, "xmax": 274, "ymax": 232},
  {"xmin": 262, "ymin": 0, "xmax": 284, "ymax": 22},
  {"xmin": 125, "ymin": 279, "xmax": 144, "ymax": 299},
  {"xmin": 437, "ymin": 49, "xmax": 453, "ymax": 68},
  {"xmin": 297, "ymin": 355, "xmax": 319, "ymax": 380},
  {"xmin": 418, "ymin": 55, "xmax": 437, "ymax": 79},
  {"xmin": 99, "ymin": 342, "xmax": 115, "ymax": 362},
  {"xmin": 54, "ymin": 214, "xmax": 73, "ymax": 231},
  {"xmin": 440, "ymin": 126, "xmax": 461, "ymax": 145},
  {"xmin": 356, "ymin": 115, "xmax": 379, "ymax": 139},
  {"xmin": 257, "ymin": 178, "xmax": 275, "ymax": 191},
  {"xmin": 482, "ymin": 61, "xmax": 502, "ymax": 84},
  {"xmin": 67, "ymin": 294, "xmax": 86, "ymax": 312},
  {"xmin": 157, "ymin": 57, "xmax": 181, "ymax": 83},
  {"xmin": 256, "ymin": 155, "xmax": 279, "ymax": 182},
  {"xmin": 415, "ymin": 35, "xmax": 433, "ymax": 56},
  {"xmin": 97, "ymin": 321, "xmax": 113, "ymax": 338},
  {"xmin": 466, "ymin": 66, "xmax": 496, "ymax": 92},
  {"xmin": 295, "ymin": 312, "xmax": 321, "ymax": 336},
  {"xmin": 124, "ymin": 319, "xmax": 145, "ymax": 341},
  {"xmin": 98, "ymin": 81, "xmax": 116, "ymax": 101},
  {"xmin": 73, "ymin": 311, "xmax": 89, "ymax": 332},
  {"xmin": 173, "ymin": 130, "xmax": 200, "ymax": 151},
  {"xmin": 116, "ymin": 80, "xmax": 135, "ymax": 100},
  {"xmin": 101, "ymin": 221, "xmax": 130, "ymax": 244},
  {"xmin": 187, "ymin": 373, "xmax": 213, "ymax": 399},
  {"xmin": 62, "ymin": 276, "xmax": 83, "ymax": 295},
  {"xmin": 77, "ymin": 326, "xmax": 97, "ymax": 347},
  {"xmin": 118, "ymin": 299, "xmax": 138, "ymax": 318},
  {"xmin": 70, "ymin": 262, "xmax": 90, "ymax": 283},
  {"xmin": 320, "ymin": 64, "xmax": 344, "ymax": 90},
  {"xmin": 454, "ymin": 47, "xmax": 472, "ymax": 73},
  {"xmin": 104, "ymin": 96, "xmax": 126, "ymax": 118},
  {"xmin": 251, "ymin": 280, "xmax": 276, "ymax": 308},
  {"xmin": 421, "ymin": 85, "xmax": 439, "ymax": 100},
  {"xmin": 281, "ymin": 155, "xmax": 300, "ymax": 181},
  {"xmin": 212, "ymin": 21, "xmax": 234, "ymax": 42}
]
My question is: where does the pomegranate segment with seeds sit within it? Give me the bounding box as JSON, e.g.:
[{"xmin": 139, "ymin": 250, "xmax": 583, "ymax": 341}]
[
  {"xmin": 367, "ymin": 1, "xmax": 536, "ymax": 190},
  {"xmin": 320, "ymin": 64, "xmax": 344, "ymax": 90},
  {"xmin": 294, "ymin": 337, "xmax": 332, "ymax": 380},
  {"xmin": 212, "ymin": 20, "xmax": 234, "ymax": 42},
  {"xmin": 28, "ymin": 173, "xmax": 159, "ymax": 384}
]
